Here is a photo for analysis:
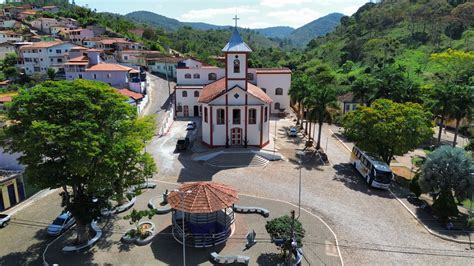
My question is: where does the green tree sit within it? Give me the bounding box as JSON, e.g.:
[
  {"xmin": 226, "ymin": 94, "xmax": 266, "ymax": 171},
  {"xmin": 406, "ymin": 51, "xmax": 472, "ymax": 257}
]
[
  {"xmin": 430, "ymin": 49, "xmax": 474, "ymax": 85},
  {"xmin": 450, "ymin": 85, "xmax": 474, "ymax": 147},
  {"xmin": 418, "ymin": 146, "xmax": 473, "ymax": 220},
  {"xmin": 426, "ymin": 84, "xmax": 457, "ymax": 146},
  {"xmin": 2, "ymin": 53, "xmax": 18, "ymax": 68},
  {"xmin": 266, "ymin": 215, "xmax": 305, "ymax": 257},
  {"xmin": 47, "ymin": 68, "xmax": 57, "ymax": 81},
  {"xmin": 343, "ymin": 99, "xmax": 433, "ymax": 165},
  {"xmin": 3, "ymin": 66, "xmax": 19, "ymax": 80},
  {"xmin": 1, "ymin": 80, "xmax": 156, "ymax": 243},
  {"xmin": 289, "ymin": 72, "xmax": 308, "ymax": 126},
  {"xmin": 350, "ymin": 74, "xmax": 376, "ymax": 106}
]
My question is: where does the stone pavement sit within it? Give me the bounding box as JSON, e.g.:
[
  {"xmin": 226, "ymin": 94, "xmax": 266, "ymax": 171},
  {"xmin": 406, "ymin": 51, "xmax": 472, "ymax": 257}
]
[{"xmin": 38, "ymin": 181, "xmax": 341, "ymax": 265}]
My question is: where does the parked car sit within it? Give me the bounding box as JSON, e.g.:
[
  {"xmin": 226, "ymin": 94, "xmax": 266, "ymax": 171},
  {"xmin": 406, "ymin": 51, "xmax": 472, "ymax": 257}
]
[
  {"xmin": 47, "ymin": 212, "xmax": 75, "ymax": 236},
  {"xmin": 176, "ymin": 137, "xmax": 190, "ymax": 151},
  {"xmin": 186, "ymin": 122, "xmax": 197, "ymax": 130},
  {"xmin": 0, "ymin": 213, "xmax": 11, "ymax": 228},
  {"xmin": 287, "ymin": 127, "xmax": 298, "ymax": 137}
]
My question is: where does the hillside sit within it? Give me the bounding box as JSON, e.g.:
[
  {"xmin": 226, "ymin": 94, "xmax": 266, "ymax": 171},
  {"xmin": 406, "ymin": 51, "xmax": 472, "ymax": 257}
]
[
  {"xmin": 289, "ymin": 13, "xmax": 344, "ymax": 46},
  {"xmin": 254, "ymin": 26, "xmax": 295, "ymax": 39},
  {"xmin": 292, "ymin": 0, "xmax": 474, "ymax": 85}
]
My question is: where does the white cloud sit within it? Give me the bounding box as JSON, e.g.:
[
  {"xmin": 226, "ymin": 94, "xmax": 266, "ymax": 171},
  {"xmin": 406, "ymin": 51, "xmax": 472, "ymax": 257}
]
[
  {"xmin": 342, "ymin": 5, "xmax": 362, "ymax": 16},
  {"xmin": 179, "ymin": 6, "xmax": 258, "ymax": 21},
  {"xmin": 266, "ymin": 8, "xmax": 321, "ymax": 28},
  {"xmin": 260, "ymin": 0, "xmax": 311, "ymax": 8}
]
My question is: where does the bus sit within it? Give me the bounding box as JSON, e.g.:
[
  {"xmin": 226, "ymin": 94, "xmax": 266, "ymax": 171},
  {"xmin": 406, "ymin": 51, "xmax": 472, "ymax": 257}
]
[{"xmin": 350, "ymin": 146, "xmax": 393, "ymax": 189}]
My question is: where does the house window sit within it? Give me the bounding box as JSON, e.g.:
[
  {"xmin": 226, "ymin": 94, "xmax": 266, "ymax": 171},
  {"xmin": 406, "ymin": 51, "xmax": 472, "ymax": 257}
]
[
  {"xmin": 264, "ymin": 106, "xmax": 268, "ymax": 122},
  {"xmin": 78, "ymin": 74, "xmax": 83, "ymax": 79},
  {"xmin": 93, "ymin": 74, "xmax": 97, "ymax": 79},
  {"xmin": 208, "ymin": 73, "xmax": 217, "ymax": 80},
  {"xmin": 107, "ymin": 74, "xmax": 112, "ymax": 79},
  {"xmin": 194, "ymin": 91, "xmax": 199, "ymax": 97},
  {"xmin": 248, "ymin": 108, "xmax": 257, "ymax": 124},
  {"xmin": 193, "ymin": 73, "xmax": 200, "ymax": 79},
  {"xmin": 185, "ymin": 73, "xmax": 191, "ymax": 79},
  {"xmin": 56, "ymin": 49, "xmax": 61, "ymax": 54},
  {"xmin": 182, "ymin": 91, "xmax": 187, "ymax": 97},
  {"xmin": 57, "ymin": 58, "xmax": 62, "ymax": 63},
  {"xmin": 233, "ymin": 58, "xmax": 240, "ymax": 73},
  {"xmin": 275, "ymin": 88, "xmax": 283, "ymax": 95},
  {"xmin": 217, "ymin": 109, "xmax": 225, "ymax": 125},
  {"xmin": 247, "ymin": 73, "xmax": 254, "ymax": 80},
  {"xmin": 124, "ymin": 56, "xmax": 128, "ymax": 60},
  {"xmin": 232, "ymin": 109, "xmax": 241, "ymax": 124},
  {"xmin": 204, "ymin": 107, "xmax": 208, "ymax": 123}
]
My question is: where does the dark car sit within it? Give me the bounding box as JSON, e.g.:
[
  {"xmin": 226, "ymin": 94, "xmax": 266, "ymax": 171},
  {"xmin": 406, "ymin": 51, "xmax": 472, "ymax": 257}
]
[{"xmin": 176, "ymin": 137, "xmax": 190, "ymax": 151}]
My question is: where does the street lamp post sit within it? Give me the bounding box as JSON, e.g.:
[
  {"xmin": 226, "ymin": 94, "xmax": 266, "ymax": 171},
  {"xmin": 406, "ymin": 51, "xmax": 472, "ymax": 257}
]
[
  {"xmin": 296, "ymin": 151, "xmax": 306, "ymax": 219},
  {"xmin": 174, "ymin": 189, "xmax": 192, "ymax": 266}
]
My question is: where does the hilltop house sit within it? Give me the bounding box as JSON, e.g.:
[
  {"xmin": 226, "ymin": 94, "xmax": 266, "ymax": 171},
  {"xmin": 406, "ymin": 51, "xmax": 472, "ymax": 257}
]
[
  {"xmin": 64, "ymin": 49, "xmax": 145, "ymax": 93},
  {"xmin": 17, "ymin": 41, "xmax": 76, "ymax": 75},
  {"xmin": 58, "ymin": 28, "xmax": 94, "ymax": 45},
  {"xmin": 174, "ymin": 20, "xmax": 291, "ymax": 148},
  {"xmin": 0, "ymin": 30, "xmax": 23, "ymax": 42},
  {"xmin": 147, "ymin": 56, "xmax": 182, "ymax": 79}
]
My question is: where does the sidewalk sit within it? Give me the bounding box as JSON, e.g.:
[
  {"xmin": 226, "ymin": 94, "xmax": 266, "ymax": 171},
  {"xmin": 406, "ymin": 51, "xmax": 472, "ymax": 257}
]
[{"xmin": 327, "ymin": 123, "xmax": 474, "ymax": 245}]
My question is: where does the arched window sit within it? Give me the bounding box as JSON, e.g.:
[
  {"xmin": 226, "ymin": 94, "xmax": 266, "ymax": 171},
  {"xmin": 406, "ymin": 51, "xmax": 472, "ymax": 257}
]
[
  {"xmin": 193, "ymin": 73, "xmax": 200, "ymax": 79},
  {"xmin": 247, "ymin": 73, "xmax": 254, "ymax": 80},
  {"xmin": 216, "ymin": 109, "xmax": 225, "ymax": 125},
  {"xmin": 194, "ymin": 91, "xmax": 199, "ymax": 97},
  {"xmin": 248, "ymin": 108, "xmax": 257, "ymax": 124},
  {"xmin": 274, "ymin": 102, "xmax": 281, "ymax": 110},
  {"xmin": 182, "ymin": 91, "xmax": 187, "ymax": 97},
  {"xmin": 185, "ymin": 73, "xmax": 191, "ymax": 79},
  {"xmin": 233, "ymin": 58, "xmax": 240, "ymax": 73},
  {"xmin": 275, "ymin": 88, "xmax": 283, "ymax": 95},
  {"xmin": 208, "ymin": 73, "xmax": 217, "ymax": 80}
]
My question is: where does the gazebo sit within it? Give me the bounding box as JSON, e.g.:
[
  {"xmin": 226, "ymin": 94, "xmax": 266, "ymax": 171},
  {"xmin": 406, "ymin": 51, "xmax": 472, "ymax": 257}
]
[{"xmin": 168, "ymin": 182, "xmax": 238, "ymax": 248}]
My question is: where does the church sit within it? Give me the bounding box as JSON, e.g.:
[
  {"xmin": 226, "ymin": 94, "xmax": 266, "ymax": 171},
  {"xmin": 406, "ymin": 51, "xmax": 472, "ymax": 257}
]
[{"xmin": 174, "ymin": 17, "xmax": 292, "ymax": 148}]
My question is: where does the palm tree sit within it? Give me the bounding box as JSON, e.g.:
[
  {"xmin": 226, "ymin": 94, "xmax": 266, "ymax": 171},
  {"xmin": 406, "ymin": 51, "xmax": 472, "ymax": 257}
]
[
  {"xmin": 289, "ymin": 73, "xmax": 308, "ymax": 126},
  {"xmin": 306, "ymin": 84, "xmax": 339, "ymax": 149},
  {"xmin": 426, "ymin": 84, "xmax": 456, "ymax": 146},
  {"xmin": 450, "ymin": 85, "xmax": 474, "ymax": 147},
  {"xmin": 351, "ymin": 75, "xmax": 376, "ymax": 106}
]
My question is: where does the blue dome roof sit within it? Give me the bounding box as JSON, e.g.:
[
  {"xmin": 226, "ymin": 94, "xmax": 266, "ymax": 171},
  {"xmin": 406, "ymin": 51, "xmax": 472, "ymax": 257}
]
[{"xmin": 222, "ymin": 27, "xmax": 252, "ymax": 53}]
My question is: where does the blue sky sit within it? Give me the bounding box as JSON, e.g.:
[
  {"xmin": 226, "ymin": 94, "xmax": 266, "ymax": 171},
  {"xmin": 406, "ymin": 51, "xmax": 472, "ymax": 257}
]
[{"xmin": 73, "ymin": 0, "xmax": 369, "ymax": 29}]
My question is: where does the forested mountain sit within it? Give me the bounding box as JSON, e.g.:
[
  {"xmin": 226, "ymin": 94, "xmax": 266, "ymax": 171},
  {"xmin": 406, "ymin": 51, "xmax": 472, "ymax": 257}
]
[
  {"xmin": 286, "ymin": 0, "xmax": 474, "ymax": 86},
  {"xmin": 289, "ymin": 13, "xmax": 344, "ymax": 46},
  {"xmin": 124, "ymin": 11, "xmax": 343, "ymax": 46}
]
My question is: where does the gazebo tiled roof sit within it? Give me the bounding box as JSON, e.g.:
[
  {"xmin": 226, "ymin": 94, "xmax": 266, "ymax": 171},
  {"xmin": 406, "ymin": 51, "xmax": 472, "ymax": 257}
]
[{"xmin": 168, "ymin": 182, "xmax": 239, "ymax": 213}]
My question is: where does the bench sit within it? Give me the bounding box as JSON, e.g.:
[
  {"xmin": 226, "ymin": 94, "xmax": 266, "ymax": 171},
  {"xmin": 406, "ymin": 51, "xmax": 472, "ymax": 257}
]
[
  {"xmin": 63, "ymin": 221, "xmax": 102, "ymax": 252},
  {"xmin": 114, "ymin": 196, "xmax": 137, "ymax": 214},
  {"xmin": 210, "ymin": 252, "xmax": 249, "ymax": 265},
  {"xmin": 147, "ymin": 195, "xmax": 172, "ymax": 214},
  {"xmin": 233, "ymin": 205, "xmax": 270, "ymax": 218},
  {"xmin": 129, "ymin": 182, "xmax": 157, "ymax": 192}
]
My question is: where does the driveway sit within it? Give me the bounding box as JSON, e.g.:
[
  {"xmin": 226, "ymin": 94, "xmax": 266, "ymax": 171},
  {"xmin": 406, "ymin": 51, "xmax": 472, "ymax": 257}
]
[{"xmin": 147, "ymin": 116, "xmax": 474, "ymax": 264}]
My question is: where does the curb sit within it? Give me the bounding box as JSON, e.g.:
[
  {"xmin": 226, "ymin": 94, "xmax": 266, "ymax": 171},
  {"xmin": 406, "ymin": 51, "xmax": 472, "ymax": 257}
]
[
  {"xmin": 152, "ymin": 179, "xmax": 345, "ymax": 266},
  {"xmin": 328, "ymin": 128, "xmax": 473, "ymax": 245},
  {"xmin": 5, "ymin": 188, "xmax": 59, "ymax": 216}
]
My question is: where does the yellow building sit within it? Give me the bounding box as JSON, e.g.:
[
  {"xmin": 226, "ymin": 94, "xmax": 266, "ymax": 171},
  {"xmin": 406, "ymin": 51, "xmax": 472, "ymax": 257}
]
[{"xmin": 0, "ymin": 171, "xmax": 25, "ymax": 211}]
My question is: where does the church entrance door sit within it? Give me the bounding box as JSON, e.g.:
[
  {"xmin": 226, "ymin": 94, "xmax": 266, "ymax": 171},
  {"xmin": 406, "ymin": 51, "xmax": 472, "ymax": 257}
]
[{"xmin": 231, "ymin": 128, "xmax": 242, "ymax": 145}]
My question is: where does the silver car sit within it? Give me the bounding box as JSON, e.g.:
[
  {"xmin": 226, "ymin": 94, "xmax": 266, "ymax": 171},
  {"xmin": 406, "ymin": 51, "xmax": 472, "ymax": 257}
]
[{"xmin": 47, "ymin": 212, "xmax": 75, "ymax": 236}]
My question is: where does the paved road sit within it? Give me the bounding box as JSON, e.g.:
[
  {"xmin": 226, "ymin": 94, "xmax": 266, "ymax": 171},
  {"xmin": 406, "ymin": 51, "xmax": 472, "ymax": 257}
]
[
  {"xmin": 148, "ymin": 116, "xmax": 474, "ymax": 265},
  {"xmin": 141, "ymin": 73, "xmax": 175, "ymax": 131}
]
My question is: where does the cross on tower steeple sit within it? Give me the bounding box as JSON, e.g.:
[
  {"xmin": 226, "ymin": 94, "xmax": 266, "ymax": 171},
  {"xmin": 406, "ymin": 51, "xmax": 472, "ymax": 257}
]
[{"xmin": 233, "ymin": 14, "xmax": 240, "ymax": 28}]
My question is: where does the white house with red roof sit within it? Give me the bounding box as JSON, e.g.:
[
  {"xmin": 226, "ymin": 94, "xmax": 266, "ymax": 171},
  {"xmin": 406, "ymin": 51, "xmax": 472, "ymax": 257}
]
[
  {"xmin": 64, "ymin": 49, "xmax": 145, "ymax": 93},
  {"xmin": 175, "ymin": 19, "xmax": 290, "ymax": 148},
  {"xmin": 17, "ymin": 41, "xmax": 76, "ymax": 75}
]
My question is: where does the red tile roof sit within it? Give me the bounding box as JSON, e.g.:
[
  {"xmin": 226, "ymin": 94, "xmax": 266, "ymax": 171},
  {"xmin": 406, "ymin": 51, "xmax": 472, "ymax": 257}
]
[
  {"xmin": 168, "ymin": 182, "xmax": 239, "ymax": 213},
  {"xmin": 0, "ymin": 96, "xmax": 12, "ymax": 103},
  {"xmin": 118, "ymin": 89, "xmax": 143, "ymax": 101},
  {"xmin": 86, "ymin": 63, "xmax": 133, "ymax": 72},
  {"xmin": 256, "ymin": 68, "xmax": 292, "ymax": 74},
  {"xmin": 198, "ymin": 78, "xmax": 226, "ymax": 103},
  {"xmin": 20, "ymin": 41, "xmax": 64, "ymax": 49},
  {"xmin": 198, "ymin": 79, "xmax": 272, "ymax": 104}
]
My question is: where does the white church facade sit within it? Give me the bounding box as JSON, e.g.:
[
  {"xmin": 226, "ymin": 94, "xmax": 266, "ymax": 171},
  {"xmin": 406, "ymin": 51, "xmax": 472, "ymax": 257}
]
[{"xmin": 174, "ymin": 20, "xmax": 291, "ymax": 148}]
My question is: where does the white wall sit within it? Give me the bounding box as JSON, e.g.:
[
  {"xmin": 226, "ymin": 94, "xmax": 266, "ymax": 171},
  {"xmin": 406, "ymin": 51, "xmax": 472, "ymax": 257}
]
[
  {"xmin": 256, "ymin": 73, "xmax": 291, "ymax": 113},
  {"xmin": 175, "ymin": 88, "xmax": 201, "ymax": 117},
  {"xmin": 176, "ymin": 67, "xmax": 225, "ymax": 85},
  {"xmin": 19, "ymin": 42, "xmax": 75, "ymax": 75}
]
